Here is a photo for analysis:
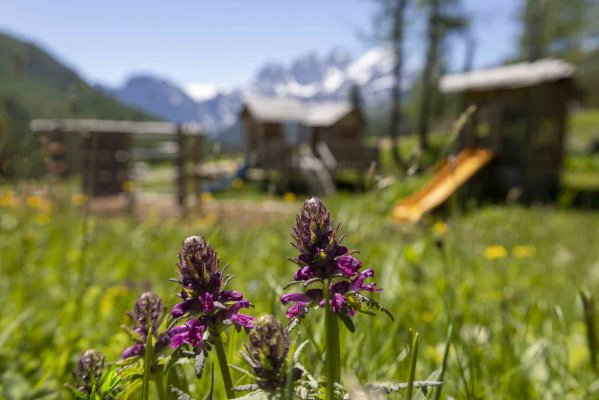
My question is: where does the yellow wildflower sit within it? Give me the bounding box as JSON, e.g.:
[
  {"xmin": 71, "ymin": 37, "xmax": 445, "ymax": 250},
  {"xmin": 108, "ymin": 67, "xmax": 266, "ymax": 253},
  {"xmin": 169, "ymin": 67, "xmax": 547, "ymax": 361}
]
[
  {"xmin": 512, "ymin": 245, "xmax": 536, "ymax": 258},
  {"xmin": 283, "ymin": 192, "xmax": 297, "ymax": 202},
  {"xmin": 0, "ymin": 190, "xmax": 16, "ymax": 207},
  {"xmin": 200, "ymin": 192, "xmax": 214, "ymax": 202},
  {"xmin": 99, "ymin": 286, "xmax": 129, "ymax": 316},
  {"xmin": 432, "ymin": 221, "xmax": 448, "ymax": 235},
  {"xmin": 122, "ymin": 181, "xmax": 135, "ymax": 192},
  {"xmin": 199, "ymin": 212, "xmax": 218, "ymax": 226},
  {"xmin": 422, "ymin": 310, "xmax": 434, "ymax": 322},
  {"xmin": 33, "ymin": 213, "xmax": 51, "ymax": 225},
  {"xmin": 26, "ymin": 195, "xmax": 51, "ymax": 211},
  {"xmin": 231, "ymin": 178, "xmax": 243, "ymax": 189},
  {"xmin": 484, "ymin": 245, "xmax": 507, "ymax": 260},
  {"xmin": 71, "ymin": 193, "xmax": 88, "ymax": 206}
]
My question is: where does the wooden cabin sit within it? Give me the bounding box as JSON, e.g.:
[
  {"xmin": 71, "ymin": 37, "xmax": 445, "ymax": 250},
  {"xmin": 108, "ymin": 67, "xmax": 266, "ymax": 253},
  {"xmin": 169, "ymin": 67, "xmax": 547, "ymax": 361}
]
[
  {"xmin": 240, "ymin": 97, "xmax": 377, "ymax": 172},
  {"xmin": 440, "ymin": 59, "xmax": 577, "ymax": 201}
]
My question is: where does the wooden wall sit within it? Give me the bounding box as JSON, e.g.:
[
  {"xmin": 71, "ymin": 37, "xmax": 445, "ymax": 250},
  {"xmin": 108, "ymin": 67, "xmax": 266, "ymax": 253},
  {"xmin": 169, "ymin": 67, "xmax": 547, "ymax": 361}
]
[{"xmin": 459, "ymin": 79, "xmax": 573, "ymax": 201}]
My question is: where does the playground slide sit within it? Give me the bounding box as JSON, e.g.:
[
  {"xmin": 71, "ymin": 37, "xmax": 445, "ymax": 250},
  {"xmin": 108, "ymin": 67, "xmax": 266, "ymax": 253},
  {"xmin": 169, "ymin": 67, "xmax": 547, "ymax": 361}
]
[{"xmin": 392, "ymin": 148, "xmax": 494, "ymax": 223}]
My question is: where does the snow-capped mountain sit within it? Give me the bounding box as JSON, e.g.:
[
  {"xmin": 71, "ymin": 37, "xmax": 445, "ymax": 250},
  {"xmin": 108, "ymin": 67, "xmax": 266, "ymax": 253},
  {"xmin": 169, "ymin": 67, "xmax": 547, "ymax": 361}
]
[
  {"xmin": 250, "ymin": 47, "xmax": 395, "ymax": 102},
  {"xmin": 98, "ymin": 47, "xmax": 398, "ymax": 136},
  {"xmin": 96, "ymin": 76, "xmax": 243, "ymax": 133}
]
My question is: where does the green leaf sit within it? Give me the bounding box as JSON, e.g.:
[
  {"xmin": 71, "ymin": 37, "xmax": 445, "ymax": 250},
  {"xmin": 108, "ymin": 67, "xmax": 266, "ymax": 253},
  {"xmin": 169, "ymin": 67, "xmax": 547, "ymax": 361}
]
[
  {"xmin": 203, "ymin": 364, "xmax": 214, "ymax": 400},
  {"xmin": 365, "ymin": 380, "xmax": 443, "ymax": 394},
  {"xmin": 232, "ymin": 384, "xmax": 259, "ymax": 392},
  {"xmin": 350, "ymin": 292, "xmax": 394, "ymax": 321},
  {"xmin": 195, "ymin": 351, "xmax": 206, "ymax": 379},
  {"xmin": 142, "ymin": 327, "xmax": 154, "ymax": 400},
  {"xmin": 337, "ymin": 312, "xmax": 355, "ymax": 333},
  {"xmin": 406, "ymin": 332, "xmax": 420, "ymax": 400},
  {"xmin": 170, "ymin": 386, "xmax": 194, "ymax": 400}
]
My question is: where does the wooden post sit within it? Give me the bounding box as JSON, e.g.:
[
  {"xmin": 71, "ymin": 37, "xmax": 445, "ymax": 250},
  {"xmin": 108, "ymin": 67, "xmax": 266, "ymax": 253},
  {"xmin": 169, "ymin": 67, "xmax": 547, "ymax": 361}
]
[
  {"xmin": 176, "ymin": 125, "xmax": 186, "ymax": 210},
  {"xmin": 191, "ymin": 134, "xmax": 202, "ymax": 206}
]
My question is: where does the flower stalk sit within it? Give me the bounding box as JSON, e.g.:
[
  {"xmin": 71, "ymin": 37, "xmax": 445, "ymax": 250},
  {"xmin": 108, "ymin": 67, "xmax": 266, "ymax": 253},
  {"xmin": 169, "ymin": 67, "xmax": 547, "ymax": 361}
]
[
  {"xmin": 324, "ymin": 280, "xmax": 340, "ymax": 399},
  {"xmin": 213, "ymin": 332, "xmax": 236, "ymax": 399},
  {"xmin": 281, "ymin": 197, "xmax": 392, "ymax": 397}
]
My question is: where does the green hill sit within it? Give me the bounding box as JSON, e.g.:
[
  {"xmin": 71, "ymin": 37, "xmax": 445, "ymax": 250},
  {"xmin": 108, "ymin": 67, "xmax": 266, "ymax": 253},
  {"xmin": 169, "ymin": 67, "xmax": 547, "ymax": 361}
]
[
  {"xmin": 0, "ymin": 31, "xmax": 152, "ymax": 176},
  {"xmin": 0, "ymin": 31, "xmax": 150, "ymax": 120}
]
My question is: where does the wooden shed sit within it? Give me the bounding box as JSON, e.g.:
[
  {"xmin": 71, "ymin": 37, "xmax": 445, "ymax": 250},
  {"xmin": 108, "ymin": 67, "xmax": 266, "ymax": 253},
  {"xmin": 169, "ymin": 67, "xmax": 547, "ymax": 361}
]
[
  {"xmin": 241, "ymin": 97, "xmax": 376, "ymax": 172},
  {"xmin": 440, "ymin": 59, "xmax": 577, "ymax": 201}
]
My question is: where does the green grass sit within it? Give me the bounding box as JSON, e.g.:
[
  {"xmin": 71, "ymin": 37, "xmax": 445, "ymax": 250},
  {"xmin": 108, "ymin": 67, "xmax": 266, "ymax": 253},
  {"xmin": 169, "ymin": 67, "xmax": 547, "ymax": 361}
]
[
  {"xmin": 1, "ymin": 185, "xmax": 598, "ymax": 399},
  {"xmin": 569, "ymin": 108, "xmax": 599, "ymax": 153}
]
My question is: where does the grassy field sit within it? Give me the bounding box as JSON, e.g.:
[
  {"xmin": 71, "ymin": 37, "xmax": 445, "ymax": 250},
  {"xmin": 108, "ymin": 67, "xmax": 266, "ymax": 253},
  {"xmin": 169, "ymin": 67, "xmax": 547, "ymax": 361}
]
[{"xmin": 1, "ymin": 184, "xmax": 598, "ymax": 399}]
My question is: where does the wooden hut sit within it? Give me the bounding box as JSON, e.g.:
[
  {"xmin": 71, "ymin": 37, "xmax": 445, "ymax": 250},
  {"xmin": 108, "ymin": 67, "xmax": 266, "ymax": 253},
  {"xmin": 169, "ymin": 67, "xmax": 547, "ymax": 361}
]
[
  {"xmin": 440, "ymin": 59, "xmax": 577, "ymax": 201},
  {"xmin": 241, "ymin": 97, "xmax": 376, "ymax": 172}
]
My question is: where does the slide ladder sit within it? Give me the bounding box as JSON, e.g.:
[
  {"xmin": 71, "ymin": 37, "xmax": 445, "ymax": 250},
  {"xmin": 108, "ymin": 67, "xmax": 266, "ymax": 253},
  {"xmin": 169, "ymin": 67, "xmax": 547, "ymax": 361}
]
[
  {"xmin": 392, "ymin": 148, "xmax": 494, "ymax": 223},
  {"xmin": 298, "ymin": 145, "xmax": 337, "ymax": 196}
]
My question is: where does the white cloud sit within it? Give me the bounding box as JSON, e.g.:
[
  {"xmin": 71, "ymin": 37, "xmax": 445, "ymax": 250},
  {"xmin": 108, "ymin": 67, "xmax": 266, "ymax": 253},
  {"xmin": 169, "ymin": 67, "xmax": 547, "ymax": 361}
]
[{"xmin": 183, "ymin": 83, "xmax": 218, "ymax": 101}]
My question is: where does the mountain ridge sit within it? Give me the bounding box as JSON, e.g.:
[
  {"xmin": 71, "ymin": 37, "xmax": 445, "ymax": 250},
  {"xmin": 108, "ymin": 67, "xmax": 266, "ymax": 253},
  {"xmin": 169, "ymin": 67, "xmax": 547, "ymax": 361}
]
[{"xmin": 99, "ymin": 46, "xmax": 399, "ymax": 136}]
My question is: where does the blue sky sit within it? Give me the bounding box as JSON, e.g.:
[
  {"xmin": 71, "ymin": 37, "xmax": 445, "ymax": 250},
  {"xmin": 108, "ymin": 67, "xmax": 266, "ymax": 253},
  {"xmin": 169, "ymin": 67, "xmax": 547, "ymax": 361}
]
[{"xmin": 0, "ymin": 0, "xmax": 521, "ymax": 98}]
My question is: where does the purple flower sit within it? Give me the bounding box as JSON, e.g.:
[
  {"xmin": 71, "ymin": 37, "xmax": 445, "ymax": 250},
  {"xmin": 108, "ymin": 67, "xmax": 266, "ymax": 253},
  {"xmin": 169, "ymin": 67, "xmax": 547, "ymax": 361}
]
[
  {"xmin": 72, "ymin": 350, "xmax": 106, "ymax": 394},
  {"xmin": 122, "ymin": 344, "xmax": 144, "ymax": 359},
  {"xmin": 170, "ymin": 319, "xmax": 207, "ymax": 348},
  {"xmin": 286, "ymin": 302, "xmax": 309, "ymax": 319},
  {"xmin": 336, "ymin": 255, "xmax": 362, "ymax": 277},
  {"xmin": 121, "ymin": 292, "xmax": 168, "ymax": 359},
  {"xmin": 281, "ymin": 198, "xmax": 391, "ymax": 325},
  {"xmin": 239, "ymin": 315, "xmax": 302, "ymax": 392},
  {"xmin": 168, "ymin": 236, "xmax": 254, "ymax": 349},
  {"xmin": 231, "ymin": 313, "xmax": 254, "ymax": 329},
  {"xmin": 290, "ymin": 197, "xmax": 349, "ymax": 280}
]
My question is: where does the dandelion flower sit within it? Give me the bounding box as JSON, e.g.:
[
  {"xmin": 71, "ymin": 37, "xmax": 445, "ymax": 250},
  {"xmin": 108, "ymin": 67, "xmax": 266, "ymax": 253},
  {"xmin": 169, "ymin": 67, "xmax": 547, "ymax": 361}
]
[
  {"xmin": 484, "ymin": 245, "xmax": 507, "ymax": 260},
  {"xmin": 0, "ymin": 190, "xmax": 16, "ymax": 208},
  {"xmin": 200, "ymin": 192, "xmax": 214, "ymax": 202},
  {"xmin": 33, "ymin": 213, "xmax": 51, "ymax": 225},
  {"xmin": 26, "ymin": 195, "xmax": 51, "ymax": 211},
  {"xmin": 231, "ymin": 178, "xmax": 243, "ymax": 189},
  {"xmin": 122, "ymin": 181, "xmax": 135, "ymax": 192},
  {"xmin": 512, "ymin": 245, "xmax": 536, "ymax": 258},
  {"xmin": 432, "ymin": 221, "xmax": 448, "ymax": 236},
  {"xmin": 283, "ymin": 192, "xmax": 296, "ymax": 202},
  {"xmin": 71, "ymin": 193, "xmax": 88, "ymax": 206}
]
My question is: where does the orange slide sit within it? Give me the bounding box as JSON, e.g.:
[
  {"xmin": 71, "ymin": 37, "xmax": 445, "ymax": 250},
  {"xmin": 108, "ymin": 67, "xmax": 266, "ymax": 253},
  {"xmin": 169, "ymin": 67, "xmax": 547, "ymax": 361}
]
[{"xmin": 392, "ymin": 148, "xmax": 494, "ymax": 223}]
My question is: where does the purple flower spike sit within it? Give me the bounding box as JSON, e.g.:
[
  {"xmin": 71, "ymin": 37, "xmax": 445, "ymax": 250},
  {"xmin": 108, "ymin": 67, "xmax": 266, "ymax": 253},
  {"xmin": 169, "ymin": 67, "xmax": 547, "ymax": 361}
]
[
  {"xmin": 72, "ymin": 350, "xmax": 106, "ymax": 394},
  {"xmin": 168, "ymin": 236, "xmax": 254, "ymax": 350},
  {"xmin": 241, "ymin": 315, "xmax": 302, "ymax": 392},
  {"xmin": 121, "ymin": 292, "xmax": 168, "ymax": 359},
  {"xmin": 281, "ymin": 198, "xmax": 392, "ymax": 325}
]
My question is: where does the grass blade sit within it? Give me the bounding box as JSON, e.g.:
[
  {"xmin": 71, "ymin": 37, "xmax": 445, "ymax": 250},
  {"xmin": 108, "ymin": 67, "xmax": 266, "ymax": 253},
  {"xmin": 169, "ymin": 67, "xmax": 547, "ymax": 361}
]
[{"xmin": 406, "ymin": 331, "xmax": 420, "ymax": 400}]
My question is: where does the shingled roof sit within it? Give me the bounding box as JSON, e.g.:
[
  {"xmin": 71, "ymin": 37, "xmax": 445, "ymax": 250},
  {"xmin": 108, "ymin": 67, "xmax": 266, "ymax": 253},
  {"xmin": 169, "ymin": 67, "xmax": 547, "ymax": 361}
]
[
  {"xmin": 440, "ymin": 59, "xmax": 576, "ymax": 93},
  {"xmin": 243, "ymin": 97, "xmax": 354, "ymax": 127}
]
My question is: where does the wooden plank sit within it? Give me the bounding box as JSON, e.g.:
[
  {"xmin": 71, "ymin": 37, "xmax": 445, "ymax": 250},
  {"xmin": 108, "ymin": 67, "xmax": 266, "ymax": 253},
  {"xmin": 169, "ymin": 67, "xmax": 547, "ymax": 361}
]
[
  {"xmin": 30, "ymin": 119, "xmax": 204, "ymax": 136},
  {"xmin": 175, "ymin": 126, "xmax": 186, "ymax": 209}
]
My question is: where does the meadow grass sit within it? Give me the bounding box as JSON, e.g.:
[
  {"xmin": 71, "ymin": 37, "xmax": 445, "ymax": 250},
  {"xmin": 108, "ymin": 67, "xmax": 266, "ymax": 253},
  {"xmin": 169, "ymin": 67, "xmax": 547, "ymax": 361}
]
[{"xmin": 0, "ymin": 187, "xmax": 598, "ymax": 398}]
